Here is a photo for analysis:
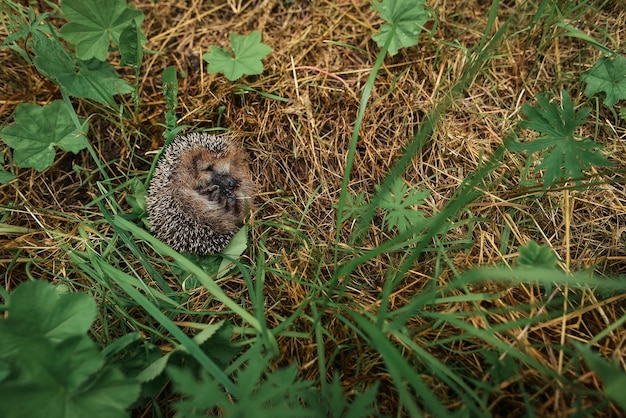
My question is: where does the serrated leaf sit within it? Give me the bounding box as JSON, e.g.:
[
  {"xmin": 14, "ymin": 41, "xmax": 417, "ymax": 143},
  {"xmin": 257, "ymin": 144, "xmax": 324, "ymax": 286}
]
[
  {"xmin": 376, "ymin": 178, "xmax": 429, "ymax": 234},
  {"xmin": 517, "ymin": 241, "xmax": 557, "ymax": 269},
  {"xmin": 0, "ymin": 101, "xmax": 89, "ymax": 171},
  {"xmin": 60, "ymin": 0, "xmax": 145, "ymax": 61},
  {"xmin": 203, "ymin": 31, "xmax": 272, "ymax": 81},
  {"xmin": 0, "ymin": 281, "xmax": 140, "ymax": 418},
  {"xmin": 7, "ymin": 280, "xmax": 97, "ymax": 341},
  {"xmin": 511, "ymin": 91, "xmax": 612, "ymax": 188},
  {"xmin": 31, "ymin": 32, "xmax": 133, "ymax": 105},
  {"xmin": 315, "ymin": 372, "xmax": 378, "ymax": 417},
  {"xmin": 371, "ymin": 0, "xmax": 430, "ymax": 56},
  {"xmin": 170, "ymin": 357, "xmax": 316, "ymax": 417},
  {"xmin": 581, "ymin": 55, "xmax": 626, "ymax": 107}
]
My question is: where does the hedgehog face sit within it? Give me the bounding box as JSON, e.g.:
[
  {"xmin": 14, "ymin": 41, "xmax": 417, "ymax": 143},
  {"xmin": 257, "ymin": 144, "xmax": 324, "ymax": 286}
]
[
  {"xmin": 173, "ymin": 144, "xmax": 253, "ymax": 233},
  {"xmin": 193, "ymin": 153, "xmax": 243, "ymax": 217}
]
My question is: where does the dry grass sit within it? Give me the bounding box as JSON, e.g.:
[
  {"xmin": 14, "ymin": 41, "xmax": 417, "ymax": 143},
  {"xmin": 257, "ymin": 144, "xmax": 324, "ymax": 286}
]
[{"xmin": 2, "ymin": 0, "xmax": 626, "ymax": 416}]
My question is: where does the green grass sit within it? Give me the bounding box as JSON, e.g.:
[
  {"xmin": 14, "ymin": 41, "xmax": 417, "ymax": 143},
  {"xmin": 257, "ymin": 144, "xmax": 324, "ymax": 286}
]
[{"xmin": 1, "ymin": 0, "xmax": 626, "ymax": 416}]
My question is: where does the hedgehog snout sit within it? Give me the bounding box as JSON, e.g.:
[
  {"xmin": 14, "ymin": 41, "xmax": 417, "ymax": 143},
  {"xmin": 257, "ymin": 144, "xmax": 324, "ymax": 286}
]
[{"xmin": 211, "ymin": 172, "xmax": 239, "ymax": 191}]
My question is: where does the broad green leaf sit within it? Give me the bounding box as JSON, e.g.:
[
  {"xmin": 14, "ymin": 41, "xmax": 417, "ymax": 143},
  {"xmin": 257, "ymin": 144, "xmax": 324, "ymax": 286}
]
[
  {"xmin": 119, "ymin": 19, "xmax": 143, "ymax": 68},
  {"xmin": 31, "ymin": 32, "xmax": 133, "ymax": 105},
  {"xmin": 60, "ymin": 0, "xmax": 145, "ymax": 61},
  {"xmin": 203, "ymin": 31, "xmax": 272, "ymax": 81},
  {"xmin": 0, "ymin": 281, "xmax": 140, "ymax": 418},
  {"xmin": 371, "ymin": 0, "xmax": 430, "ymax": 56},
  {"xmin": 0, "ymin": 101, "xmax": 88, "ymax": 171},
  {"xmin": 517, "ymin": 241, "xmax": 557, "ymax": 269},
  {"xmin": 0, "ymin": 339, "xmax": 139, "ymax": 418},
  {"xmin": 581, "ymin": 55, "xmax": 626, "ymax": 107},
  {"xmin": 510, "ymin": 91, "xmax": 612, "ymax": 188},
  {"xmin": 7, "ymin": 280, "xmax": 97, "ymax": 341}
]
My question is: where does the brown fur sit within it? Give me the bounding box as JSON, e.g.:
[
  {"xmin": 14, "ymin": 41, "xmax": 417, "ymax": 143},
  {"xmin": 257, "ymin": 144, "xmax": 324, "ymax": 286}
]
[{"xmin": 173, "ymin": 144, "xmax": 253, "ymax": 233}]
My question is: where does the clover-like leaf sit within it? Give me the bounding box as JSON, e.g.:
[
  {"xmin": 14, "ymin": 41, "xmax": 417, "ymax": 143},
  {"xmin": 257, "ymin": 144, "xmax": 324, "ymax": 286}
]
[
  {"xmin": 581, "ymin": 55, "xmax": 626, "ymax": 107},
  {"xmin": 31, "ymin": 32, "xmax": 133, "ymax": 105},
  {"xmin": 509, "ymin": 91, "xmax": 612, "ymax": 188},
  {"xmin": 1, "ymin": 101, "xmax": 89, "ymax": 171},
  {"xmin": 60, "ymin": 0, "xmax": 145, "ymax": 61},
  {"xmin": 203, "ymin": 31, "xmax": 272, "ymax": 81},
  {"xmin": 371, "ymin": 0, "xmax": 430, "ymax": 56}
]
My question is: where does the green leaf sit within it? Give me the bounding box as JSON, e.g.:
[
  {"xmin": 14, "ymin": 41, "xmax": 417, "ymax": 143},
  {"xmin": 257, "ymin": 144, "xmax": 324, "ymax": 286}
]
[
  {"xmin": 576, "ymin": 343, "xmax": 626, "ymax": 411},
  {"xmin": 169, "ymin": 355, "xmax": 316, "ymax": 417},
  {"xmin": 581, "ymin": 55, "xmax": 626, "ymax": 107},
  {"xmin": 203, "ymin": 31, "xmax": 272, "ymax": 81},
  {"xmin": 0, "ymin": 164, "xmax": 15, "ymax": 184},
  {"xmin": 375, "ymin": 178, "xmax": 429, "ymax": 234},
  {"xmin": 0, "ymin": 339, "xmax": 139, "ymax": 418},
  {"xmin": 218, "ymin": 225, "xmax": 249, "ymax": 277},
  {"xmin": 483, "ymin": 350, "xmax": 520, "ymax": 383},
  {"xmin": 371, "ymin": 0, "xmax": 430, "ymax": 56},
  {"xmin": 510, "ymin": 91, "xmax": 612, "ymax": 189},
  {"xmin": 0, "ymin": 281, "xmax": 140, "ymax": 418},
  {"xmin": 137, "ymin": 321, "xmax": 237, "ymax": 383},
  {"xmin": 119, "ymin": 19, "xmax": 143, "ymax": 68},
  {"xmin": 8, "ymin": 280, "xmax": 97, "ymax": 340},
  {"xmin": 0, "ymin": 101, "xmax": 89, "ymax": 171},
  {"xmin": 60, "ymin": 0, "xmax": 145, "ymax": 61},
  {"xmin": 162, "ymin": 66, "xmax": 179, "ymax": 134},
  {"xmin": 126, "ymin": 178, "xmax": 148, "ymax": 225},
  {"xmin": 0, "ymin": 170, "xmax": 15, "ymax": 184},
  {"xmin": 31, "ymin": 32, "xmax": 133, "ymax": 105},
  {"xmin": 316, "ymin": 372, "xmax": 378, "ymax": 417},
  {"xmin": 517, "ymin": 241, "xmax": 557, "ymax": 269}
]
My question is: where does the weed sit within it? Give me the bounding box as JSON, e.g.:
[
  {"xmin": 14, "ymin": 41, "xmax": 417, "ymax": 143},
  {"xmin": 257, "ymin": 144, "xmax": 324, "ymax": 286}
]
[
  {"xmin": 203, "ymin": 31, "xmax": 273, "ymax": 81},
  {"xmin": 0, "ymin": 101, "xmax": 88, "ymax": 171},
  {"xmin": 508, "ymin": 90, "xmax": 613, "ymax": 189}
]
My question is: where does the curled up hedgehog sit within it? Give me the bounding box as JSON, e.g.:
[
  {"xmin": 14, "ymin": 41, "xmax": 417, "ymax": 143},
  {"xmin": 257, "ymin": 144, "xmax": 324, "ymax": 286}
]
[{"xmin": 147, "ymin": 132, "xmax": 254, "ymax": 255}]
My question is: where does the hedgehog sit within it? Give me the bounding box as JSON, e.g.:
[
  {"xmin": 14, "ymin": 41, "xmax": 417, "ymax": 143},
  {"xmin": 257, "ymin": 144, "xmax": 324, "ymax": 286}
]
[{"xmin": 146, "ymin": 132, "xmax": 254, "ymax": 255}]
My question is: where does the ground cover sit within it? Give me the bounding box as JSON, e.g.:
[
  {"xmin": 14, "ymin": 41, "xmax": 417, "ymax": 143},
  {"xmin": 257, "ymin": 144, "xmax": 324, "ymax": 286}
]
[{"xmin": 1, "ymin": 0, "xmax": 626, "ymax": 416}]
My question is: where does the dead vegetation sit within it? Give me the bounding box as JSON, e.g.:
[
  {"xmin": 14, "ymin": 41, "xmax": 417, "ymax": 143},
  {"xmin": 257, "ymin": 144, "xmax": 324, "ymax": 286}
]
[{"xmin": 1, "ymin": 0, "xmax": 626, "ymax": 416}]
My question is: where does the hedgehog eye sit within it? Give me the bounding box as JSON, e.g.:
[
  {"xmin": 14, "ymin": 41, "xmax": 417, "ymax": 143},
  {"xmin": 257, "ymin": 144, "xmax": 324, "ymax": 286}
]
[{"xmin": 202, "ymin": 165, "xmax": 214, "ymax": 172}]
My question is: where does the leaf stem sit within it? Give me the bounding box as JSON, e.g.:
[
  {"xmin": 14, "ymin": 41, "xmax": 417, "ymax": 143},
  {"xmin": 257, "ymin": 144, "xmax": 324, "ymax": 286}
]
[{"xmin": 333, "ymin": 25, "xmax": 395, "ymax": 267}]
